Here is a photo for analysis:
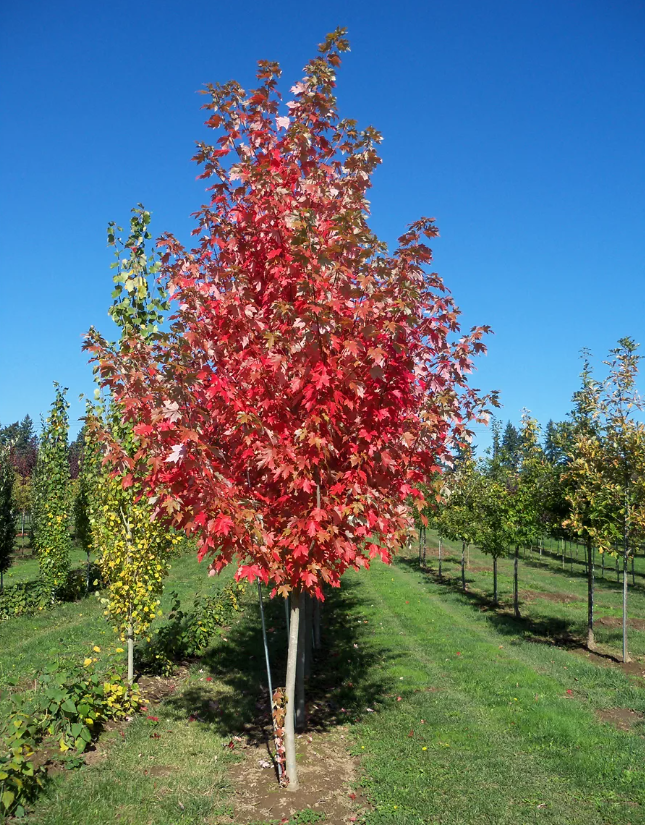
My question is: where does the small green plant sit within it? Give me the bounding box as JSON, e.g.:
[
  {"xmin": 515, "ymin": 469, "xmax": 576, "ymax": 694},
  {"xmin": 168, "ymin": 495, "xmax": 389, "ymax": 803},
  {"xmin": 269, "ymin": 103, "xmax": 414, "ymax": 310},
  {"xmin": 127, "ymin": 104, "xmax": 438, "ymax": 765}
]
[
  {"xmin": 0, "ymin": 564, "xmax": 103, "ymax": 620},
  {"xmin": 136, "ymin": 580, "xmax": 246, "ymax": 674},
  {"xmin": 290, "ymin": 810, "xmax": 326, "ymax": 824},
  {"xmin": 0, "ymin": 654, "xmax": 142, "ymax": 816}
]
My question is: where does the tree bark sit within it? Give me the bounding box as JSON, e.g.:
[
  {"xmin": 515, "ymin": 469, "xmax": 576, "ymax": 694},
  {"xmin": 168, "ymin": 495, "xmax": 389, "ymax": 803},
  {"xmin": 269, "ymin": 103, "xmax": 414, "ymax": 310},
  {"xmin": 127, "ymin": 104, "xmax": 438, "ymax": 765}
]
[
  {"xmin": 623, "ymin": 545, "xmax": 630, "ymax": 663},
  {"xmin": 127, "ymin": 621, "xmax": 134, "ymax": 685},
  {"xmin": 422, "ymin": 527, "xmax": 427, "ymax": 568},
  {"xmin": 461, "ymin": 542, "xmax": 466, "ymax": 591},
  {"xmin": 284, "ymin": 590, "xmax": 302, "ymax": 790},
  {"xmin": 586, "ymin": 539, "xmax": 595, "ymax": 650},
  {"xmin": 513, "ymin": 546, "xmax": 520, "ymax": 618},
  {"xmin": 438, "ymin": 536, "xmax": 443, "ymax": 579},
  {"xmin": 493, "ymin": 556, "xmax": 498, "ymax": 606}
]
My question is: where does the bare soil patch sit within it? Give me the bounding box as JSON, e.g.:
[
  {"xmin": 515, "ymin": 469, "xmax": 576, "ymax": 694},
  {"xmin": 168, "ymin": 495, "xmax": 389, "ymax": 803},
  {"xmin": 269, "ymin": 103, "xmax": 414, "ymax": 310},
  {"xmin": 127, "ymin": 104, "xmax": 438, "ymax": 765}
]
[
  {"xmin": 521, "ymin": 589, "xmax": 582, "ymax": 604},
  {"xmin": 596, "ymin": 707, "xmax": 644, "ymax": 732},
  {"xmin": 219, "ymin": 726, "xmax": 366, "ymax": 825},
  {"xmin": 138, "ymin": 666, "xmax": 190, "ymax": 704},
  {"xmin": 597, "ymin": 616, "xmax": 645, "ymax": 631}
]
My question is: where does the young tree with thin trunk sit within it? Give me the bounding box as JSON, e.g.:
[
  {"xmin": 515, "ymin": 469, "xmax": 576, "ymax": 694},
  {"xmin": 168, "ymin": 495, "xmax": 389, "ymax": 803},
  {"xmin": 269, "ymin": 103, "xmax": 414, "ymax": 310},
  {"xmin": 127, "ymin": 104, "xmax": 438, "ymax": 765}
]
[
  {"xmin": 504, "ymin": 412, "xmax": 547, "ymax": 619},
  {"xmin": 475, "ymin": 463, "xmax": 512, "ymax": 606},
  {"xmin": 595, "ymin": 339, "xmax": 645, "ymax": 662},
  {"xmin": 438, "ymin": 452, "xmax": 481, "ymax": 592},
  {"xmin": 87, "ymin": 206, "xmax": 174, "ymax": 683},
  {"xmin": 86, "ymin": 31, "xmax": 496, "ymax": 788},
  {"xmin": 0, "ymin": 445, "xmax": 16, "ymax": 592},
  {"xmin": 32, "ymin": 385, "xmax": 71, "ymax": 598},
  {"xmin": 562, "ymin": 353, "xmax": 604, "ymax": 650}
]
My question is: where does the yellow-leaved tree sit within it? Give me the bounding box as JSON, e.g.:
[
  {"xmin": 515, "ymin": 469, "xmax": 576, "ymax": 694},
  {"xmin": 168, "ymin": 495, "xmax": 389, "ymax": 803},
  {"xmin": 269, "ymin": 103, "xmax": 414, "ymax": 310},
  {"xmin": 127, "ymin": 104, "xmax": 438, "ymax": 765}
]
[{"xmin": 84, "ymin": 205, "xmax": 174, "ymax": 682}]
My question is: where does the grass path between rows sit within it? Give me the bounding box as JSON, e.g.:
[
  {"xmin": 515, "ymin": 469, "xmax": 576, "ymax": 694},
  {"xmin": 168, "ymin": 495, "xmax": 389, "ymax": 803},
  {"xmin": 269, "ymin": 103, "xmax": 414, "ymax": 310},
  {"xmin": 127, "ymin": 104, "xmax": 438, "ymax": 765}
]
[
  {"xmin": 13, "ymin": 551, "xmax": 645, "ymax": 824},
  {"xmin": 350, "ymin": 558, "xmax": 645, "ymax": 824}
]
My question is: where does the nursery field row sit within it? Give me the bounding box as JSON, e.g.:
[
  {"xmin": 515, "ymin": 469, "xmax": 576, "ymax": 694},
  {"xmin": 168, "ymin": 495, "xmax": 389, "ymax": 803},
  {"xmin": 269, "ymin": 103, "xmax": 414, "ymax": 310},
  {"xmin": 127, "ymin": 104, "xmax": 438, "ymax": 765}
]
[{"xmin": 4, "ymin": 537, "xmax": 645, "ymax": 823}]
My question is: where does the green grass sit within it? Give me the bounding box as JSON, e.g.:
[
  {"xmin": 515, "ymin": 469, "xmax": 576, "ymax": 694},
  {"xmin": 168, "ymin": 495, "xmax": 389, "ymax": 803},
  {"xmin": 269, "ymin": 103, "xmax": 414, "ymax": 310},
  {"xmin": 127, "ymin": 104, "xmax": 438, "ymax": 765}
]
[
  {"xmin": 338, "ymin": 557, "xmax": 645, "ymax": 824},
  {"xmin": 419, "ymin": 530, "xmax": 645, "ymax": 660},
  {"xmin": 3, "ymin": 546, "xmax": 89, "ymax": 585},
  {"xmin": 0, "ymin": 547, "xmax": 233, "ymax": 712},
  {"xmin": 7, "ymin": 533, "xmax": 645, "ymax": 824}
]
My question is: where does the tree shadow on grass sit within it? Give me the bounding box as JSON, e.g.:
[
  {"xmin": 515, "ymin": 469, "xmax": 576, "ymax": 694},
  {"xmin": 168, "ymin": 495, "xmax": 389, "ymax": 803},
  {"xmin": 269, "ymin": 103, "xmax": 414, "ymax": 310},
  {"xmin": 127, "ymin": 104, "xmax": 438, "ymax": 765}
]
[
  {"xmin": 395, "ymin": 555, "xmax": 584, "ymax": 650},
  {"xmin": 162, "ymin": 576, "xmax": 395, "ymax": 751}
]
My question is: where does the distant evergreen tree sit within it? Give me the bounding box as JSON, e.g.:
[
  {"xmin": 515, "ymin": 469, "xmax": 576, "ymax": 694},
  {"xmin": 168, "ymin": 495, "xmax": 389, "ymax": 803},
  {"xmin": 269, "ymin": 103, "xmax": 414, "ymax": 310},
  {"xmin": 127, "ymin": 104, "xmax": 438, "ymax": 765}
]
[
  {"xmin": 0, "ymin": 445, "xmax": 16, "ymax": 592},
  {"xmin": 501, "ymin": 420, "xmax": 521, "ymax": 467},
  {"xmin": 543, "ymin": 419, "xmax": 572, "ymax": 466},
  {"xmin": 13, "ymin": 415, "xmax": 38, "ymax": 478}
]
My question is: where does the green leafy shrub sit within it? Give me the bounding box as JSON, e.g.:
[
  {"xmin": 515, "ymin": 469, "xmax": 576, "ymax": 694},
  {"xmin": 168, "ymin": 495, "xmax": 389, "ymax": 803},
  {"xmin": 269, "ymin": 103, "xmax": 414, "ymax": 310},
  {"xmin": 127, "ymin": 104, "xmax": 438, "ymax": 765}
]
[
  {"xmin": 0, "ymin": 656, "xmax": 141, "ymax": 817},
  {"xmin": 137, "ymin": 580, "xmax": 246, "ymax": 674},
  {"xmin": 0, "ymin": 564, "xmax": 103, "ymax": 621}
]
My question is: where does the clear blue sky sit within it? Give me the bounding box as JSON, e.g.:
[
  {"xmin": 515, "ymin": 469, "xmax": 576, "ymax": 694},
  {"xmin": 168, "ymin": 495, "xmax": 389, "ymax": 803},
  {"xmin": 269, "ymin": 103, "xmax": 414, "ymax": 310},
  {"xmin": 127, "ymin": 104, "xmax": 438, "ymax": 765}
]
[{"xmin": 1, "ymin": 0, "xmax": 643, "ymax": 450}]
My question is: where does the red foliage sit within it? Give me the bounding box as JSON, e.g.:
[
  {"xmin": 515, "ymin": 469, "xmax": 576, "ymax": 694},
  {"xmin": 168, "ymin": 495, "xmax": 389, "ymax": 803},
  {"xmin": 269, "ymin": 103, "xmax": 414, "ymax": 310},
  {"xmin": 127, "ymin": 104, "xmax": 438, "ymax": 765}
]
[{"xmin": 86, "ymin": 30, "xmax": 495, "ymax": 598}]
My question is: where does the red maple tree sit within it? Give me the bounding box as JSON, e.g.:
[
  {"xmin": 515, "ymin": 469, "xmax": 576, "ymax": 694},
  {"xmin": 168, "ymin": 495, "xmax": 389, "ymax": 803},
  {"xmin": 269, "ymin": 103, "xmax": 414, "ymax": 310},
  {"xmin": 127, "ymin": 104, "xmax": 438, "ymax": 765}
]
[{"xmin": 87, "ymin": 29, "xmax": 496, "ymax": 787}]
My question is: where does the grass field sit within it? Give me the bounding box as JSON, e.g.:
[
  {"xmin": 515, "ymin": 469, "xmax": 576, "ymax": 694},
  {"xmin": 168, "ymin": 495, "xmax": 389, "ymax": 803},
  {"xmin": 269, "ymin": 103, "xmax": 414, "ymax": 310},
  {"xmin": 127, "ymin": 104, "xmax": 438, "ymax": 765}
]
[{"xmin": 4, "ymin": 535, "xmax": 645, "ymax": 824}]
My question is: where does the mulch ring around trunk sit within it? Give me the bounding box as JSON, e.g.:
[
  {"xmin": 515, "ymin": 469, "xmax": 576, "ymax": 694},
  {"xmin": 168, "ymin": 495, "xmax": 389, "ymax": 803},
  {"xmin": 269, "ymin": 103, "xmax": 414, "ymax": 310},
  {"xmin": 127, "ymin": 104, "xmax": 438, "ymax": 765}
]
[
  {"xmin": 217, "ymin": 725, "xmax": 368, "ymax": 825},
  {"xmin": 595, "ymin": 707, "xmax": 645, "ymax": 732}
]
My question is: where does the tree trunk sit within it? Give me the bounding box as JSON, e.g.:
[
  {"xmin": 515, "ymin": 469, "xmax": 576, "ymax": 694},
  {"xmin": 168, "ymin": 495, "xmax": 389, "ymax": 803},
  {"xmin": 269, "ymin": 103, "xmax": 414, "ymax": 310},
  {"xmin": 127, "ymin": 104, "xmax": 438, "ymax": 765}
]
[
  {"xmin": 623, "ymin": 545, "xmax": 630, "ymax": 663},
  {"xmin": 493, "ymin": 556, "xmax": 498, "ymax": 606},
  {"xmin": 513, "ymin": 546, "xmax": 520, "ymax": 618},
  {"xmin": 284, "ymin": 590, "xmax": 302, "ymax": 790},
  {"xmin": 422, "ymin": 527, "xmax": 427, "ymax": 568},
  {"xmin": 461, "ymin": 542, "xmax": 466, "ymax": 591},
  {"xmin": 258, "ymin": 583, "xmax": 283, "ymax": 783},
  {"xmin": 127, "ymin": 621, "xmax": 134, "ymax": 685},
  {"xmin": 295, "ymin": 590, "xmax": 307, "ymax": 732},
  {"xmin": 586, "ymin": 540, "xmax": 595, "ymax": 650}
]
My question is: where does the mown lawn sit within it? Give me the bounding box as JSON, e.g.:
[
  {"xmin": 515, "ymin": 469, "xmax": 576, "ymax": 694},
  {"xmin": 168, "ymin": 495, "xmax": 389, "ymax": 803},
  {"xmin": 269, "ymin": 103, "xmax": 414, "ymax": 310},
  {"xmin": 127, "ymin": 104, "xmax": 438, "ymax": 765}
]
[
  {"xmin": 0, "ymin": 546, "xmax": 232, "ymax": 714},
  {"xmin": 417, "ymin": 530, "xmax": 645, "ymax": 660},
  {"xmin": 6, "ymin": 535, "xmax": 645, "ymax": 824}
]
